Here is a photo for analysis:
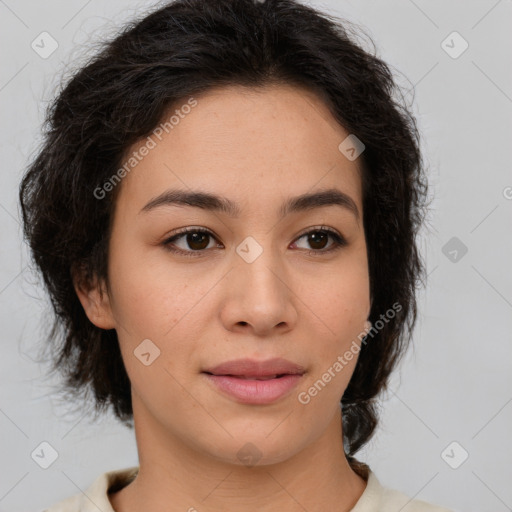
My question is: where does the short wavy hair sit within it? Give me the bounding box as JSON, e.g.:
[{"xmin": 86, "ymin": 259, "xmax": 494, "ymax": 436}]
[{"xmin": 19, "ymin": 0, "xmax": 429, "ymax": 476}]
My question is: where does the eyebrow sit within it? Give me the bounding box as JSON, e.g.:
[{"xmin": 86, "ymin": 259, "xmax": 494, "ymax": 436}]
[{"xmin": 140, "ymin": 187, "xmax": 360, "ymax": 221}]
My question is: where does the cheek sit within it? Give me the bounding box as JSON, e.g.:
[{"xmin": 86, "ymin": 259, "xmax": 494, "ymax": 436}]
[
  {"xmin": 106, "ymin": 243, "xmax": 223, "ymax": 394},
  {"xmin": 107, "ymin": 259, "xmax": 200, "ymax": 407},
  {"xmin": 107, "ymin": 240, "xmax": 212, "ymax": 337},
  {"xmin": 297, "ymin": 255, "xmax": 370, "ymax": 396},
  {"xmin": 297, "ymin": 254, "xmax": 370, "ymax": 338}
]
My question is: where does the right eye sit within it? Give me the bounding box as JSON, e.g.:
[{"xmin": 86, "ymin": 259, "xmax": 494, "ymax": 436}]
[{"xmin": 162, "ymin": 227, "xmax": 223, "ymax": 257}]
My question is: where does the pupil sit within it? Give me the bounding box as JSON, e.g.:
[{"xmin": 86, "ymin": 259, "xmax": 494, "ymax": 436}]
[
  {"xmin": 309, "ymin": 232, "xmax": 327, "ymax": 250},
  {"xmin": 188, "ymin": 232, "xmax": 209, "ymax": 250}
]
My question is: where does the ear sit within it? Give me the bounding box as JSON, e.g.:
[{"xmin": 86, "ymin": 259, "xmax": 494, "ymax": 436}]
[{"xmin": 72, "ymin": 263, "xmax": 116, "ymax": 330}]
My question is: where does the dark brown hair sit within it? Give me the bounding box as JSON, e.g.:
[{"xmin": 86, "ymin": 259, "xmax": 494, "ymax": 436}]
[{"xmin": 19, "ymin": 0, "xmax": 429, "ymax": 475}]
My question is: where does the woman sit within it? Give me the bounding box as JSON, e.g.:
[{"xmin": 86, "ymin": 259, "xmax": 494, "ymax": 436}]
[{"xmin": 19, "ymin": 0, "xmax": 452, "ymax": 510}]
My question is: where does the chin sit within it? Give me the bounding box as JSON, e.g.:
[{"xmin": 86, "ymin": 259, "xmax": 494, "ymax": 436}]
[{"xmin": 198, "ymin": 428, "xmax": 309, "ymax": 468}]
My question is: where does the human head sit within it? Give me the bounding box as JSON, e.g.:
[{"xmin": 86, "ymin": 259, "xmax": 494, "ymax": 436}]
[{"xmin": 19, "ymin": 0, "xmax": 428, "ymax": 470}]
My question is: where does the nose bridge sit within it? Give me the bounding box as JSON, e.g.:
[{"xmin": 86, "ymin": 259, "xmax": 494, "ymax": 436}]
[
  {"xmin": 235, "ymin": 235, "xmax": 285, "ymax": 302},
  {"xmin": 222, "ymin": 233, "xmax": 296, "ymax": 333}
]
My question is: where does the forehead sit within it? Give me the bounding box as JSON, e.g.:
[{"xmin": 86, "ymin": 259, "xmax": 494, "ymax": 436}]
[{"xmin": 114, "ymin": 83, "xmax": 363, "ymax": 217}]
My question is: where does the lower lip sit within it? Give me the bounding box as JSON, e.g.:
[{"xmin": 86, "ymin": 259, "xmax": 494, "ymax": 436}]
[{"xmin": 203, "ymin": 373, "xmax": 303, "ymax": 405}]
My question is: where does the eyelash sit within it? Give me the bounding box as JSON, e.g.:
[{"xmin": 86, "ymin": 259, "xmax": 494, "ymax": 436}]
[{"xmin": 161, "ymin": 226, "xmax": 347, "ymax": 258}]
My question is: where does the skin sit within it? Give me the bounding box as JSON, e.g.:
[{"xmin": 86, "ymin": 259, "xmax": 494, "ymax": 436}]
[{"xmin": 75, "ymin": 83, "xmax": 371, "ymax": 512}]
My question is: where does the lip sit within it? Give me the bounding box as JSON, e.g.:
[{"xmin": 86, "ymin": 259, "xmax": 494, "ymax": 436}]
[
  {"xmin": 204, "ymin": 357, "xmax": 305, "ymax": 377},
  {"xmin": 202, "ymin": 358, "xmax": 305, "ymax": 405}
]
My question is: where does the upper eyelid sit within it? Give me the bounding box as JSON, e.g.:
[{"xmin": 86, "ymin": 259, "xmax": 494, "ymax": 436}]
[
  {"xmin": 167, "ymin": 225, "xmax": 341, "ymax": 238},
  {"xmin": 165, "ymin": 225, "xmax": 344, "ymax": 246}
]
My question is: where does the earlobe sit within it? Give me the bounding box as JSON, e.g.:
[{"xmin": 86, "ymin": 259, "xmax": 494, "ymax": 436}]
[{"xmin": 72, "ymin": 268, "xmax": 116, "ymax": 330}]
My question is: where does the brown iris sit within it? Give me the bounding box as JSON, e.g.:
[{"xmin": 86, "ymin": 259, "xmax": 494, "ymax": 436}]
[
  {"xmin": 307, "ymin": 231, "xmax": 329, "ymax": 250},
  {"xmin": 186, "ymin": 232, "xmax": 210, "ymax": 250}
]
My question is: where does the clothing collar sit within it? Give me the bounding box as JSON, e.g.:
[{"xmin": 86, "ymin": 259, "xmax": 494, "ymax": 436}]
[{"xmin": 72, "ymin": 465, "xmax": 383, "ymax": 512}]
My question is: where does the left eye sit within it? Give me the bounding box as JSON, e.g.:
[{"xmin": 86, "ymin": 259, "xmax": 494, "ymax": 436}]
[
  {"xmin": 292, "ymin": 229, "xmax": 346, "ymax": 252},
  {"xmin": 162, "ymin": 227, "xmax": 346, "ymax": 257}
]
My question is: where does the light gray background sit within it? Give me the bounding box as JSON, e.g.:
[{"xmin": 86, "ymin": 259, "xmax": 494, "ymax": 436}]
[{"xmin": 1, "ymin": 1, "xmax": 511, "ymax": 511}]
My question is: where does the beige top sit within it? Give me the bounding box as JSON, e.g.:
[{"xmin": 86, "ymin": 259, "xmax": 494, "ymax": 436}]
[{"xmin": 41, "ymin": 466, "xmax": 454, "ymax": 512}]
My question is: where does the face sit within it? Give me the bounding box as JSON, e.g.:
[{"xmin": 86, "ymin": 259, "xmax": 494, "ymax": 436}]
[{"xmin": 78, "ymin": 83, "xmax": 371, "ymax": 467}]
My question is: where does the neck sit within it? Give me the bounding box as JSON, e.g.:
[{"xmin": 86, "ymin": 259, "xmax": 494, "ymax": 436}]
[{"xmin": 109, "ymin": 402, "xmax": 367, "ymax": 512}]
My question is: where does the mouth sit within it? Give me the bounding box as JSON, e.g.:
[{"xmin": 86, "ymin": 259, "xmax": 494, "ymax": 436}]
[
  {"xmin": 202, "ymin": 358, "xmax": 305, "ymax": 405},
  {"xmin": 203, "ymin": 357, "xmax": 305, "ymax": 378},
  {"xmin": 203, "ymin": 372, "xmax": 293, "ymax": 380}
]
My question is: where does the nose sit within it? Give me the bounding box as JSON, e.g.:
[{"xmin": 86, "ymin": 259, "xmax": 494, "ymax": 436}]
[{"xmin": 219, "ymin": 244, "xmax": 298, "ymax": 337}]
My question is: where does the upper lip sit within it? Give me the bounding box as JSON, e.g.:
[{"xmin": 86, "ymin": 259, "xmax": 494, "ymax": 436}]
[{"xmin": 203, "ymin": 358, "xmax": 305, "ymax": 377}]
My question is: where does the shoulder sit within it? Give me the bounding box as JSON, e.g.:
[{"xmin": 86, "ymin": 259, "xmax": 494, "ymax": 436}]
[
  {"xmin": 379, "ymin": 485, "xmax": 454, "ymax": 512},
  {"xmin": 41, "ymin": 466, "xmax": 139, "ymax": 512},
  {"xmin": 351, "ymin": 470, "xmax": 455, "ymax": 512},
  {"xmin": 39, "ymin": 493, "xmax": 81, "ymax": 512}
]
